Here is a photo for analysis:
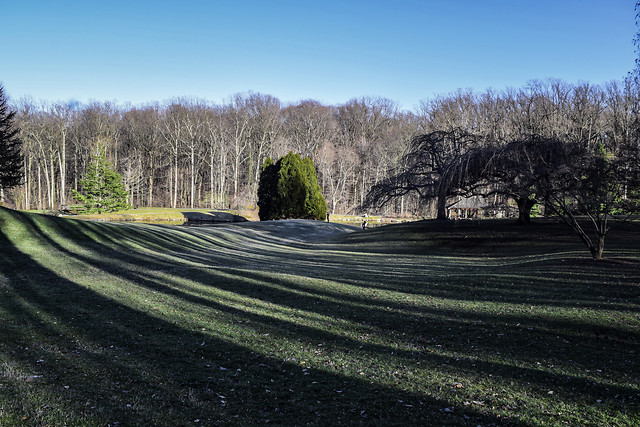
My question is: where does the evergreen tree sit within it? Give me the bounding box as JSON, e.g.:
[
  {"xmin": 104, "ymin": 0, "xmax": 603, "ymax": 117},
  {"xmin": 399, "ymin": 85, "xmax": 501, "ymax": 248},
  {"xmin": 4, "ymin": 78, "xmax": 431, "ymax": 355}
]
[
  {"xmin": 301, "ymin": 156, "xmax": 328, "ymax": 220},
  {"xmin": 0, "ymin": 85, "xmax": 24, "ymax": 199},
  {"xmin": 257, "ymin": 152, "xmax": 327, "ymax": 221},
  {"xmin": 72, "ymin": 146, "xmax": 131, "ymax": 213},
  {"xmin": 257, "ymin": 157, "xmax": 278, "ymax": 221}
]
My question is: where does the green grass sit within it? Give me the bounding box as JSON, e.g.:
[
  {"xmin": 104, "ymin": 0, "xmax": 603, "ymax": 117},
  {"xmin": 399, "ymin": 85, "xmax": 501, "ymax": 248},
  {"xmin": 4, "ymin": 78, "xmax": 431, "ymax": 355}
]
[
  {"xmin": 41, "ymin": 206, "xmax": 419, "ymax": 226},
  {"xmin": 1, "ymin": 208, "xmax": 639, "ymax": 426},
  {"xmin": 68, "ymin": 207, "xmax": 255, "ymax": 223}
]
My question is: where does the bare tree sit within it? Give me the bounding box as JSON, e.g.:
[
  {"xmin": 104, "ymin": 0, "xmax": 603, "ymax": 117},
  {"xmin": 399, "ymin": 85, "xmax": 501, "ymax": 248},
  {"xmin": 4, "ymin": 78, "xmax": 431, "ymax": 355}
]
[
  {"xmin": 246, "ymin": 93, "xmax": 281, "ymax": 201},
  {"xmin": 335, "ymin": 97, "xmax": 398, "ymax": 209},
  {"xmin": 366, "ymin": 128, "xmax": 482, "ymax": 219},
  {"xmin": 224, "ymin": 94, "xmax": 252, "ymax": 206},
  {"xmin": 50, "ymin": 103, "xmax": 73, "ymax": 207},
  {"xmin": 202, "ymin": 105, "xmax": 228, "ymax": 208},
  {"xmin": 282, "ymin": 100, "xmax": 334, "ymax": 159},
  {"xmin": 119, "ymin": 105, "xmax": 165, "ymax": 206}
]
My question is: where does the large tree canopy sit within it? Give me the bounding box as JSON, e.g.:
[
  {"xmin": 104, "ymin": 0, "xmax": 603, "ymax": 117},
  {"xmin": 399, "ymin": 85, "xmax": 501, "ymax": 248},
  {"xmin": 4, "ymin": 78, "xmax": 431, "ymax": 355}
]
[
  {"xmin": 483, "ymin": 135, "xmax": 640, "ymax": 259},
  {"xmin": 365, "ymin": 128, "xmax": 484, "ymax": 219},
  {"xmin": 258, "ymin": 152, "xmax": 327, "ymax": 221},
  {"xmin": 0, "ymin": 85, "xmax": 24, "ymax": 196}
]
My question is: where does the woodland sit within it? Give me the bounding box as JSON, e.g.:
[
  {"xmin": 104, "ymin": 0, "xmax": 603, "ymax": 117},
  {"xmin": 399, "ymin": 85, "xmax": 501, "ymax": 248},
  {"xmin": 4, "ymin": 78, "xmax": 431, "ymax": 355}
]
[{"xmin": 3, "ymin": 78, "xmax": 639, "ymax": 218}]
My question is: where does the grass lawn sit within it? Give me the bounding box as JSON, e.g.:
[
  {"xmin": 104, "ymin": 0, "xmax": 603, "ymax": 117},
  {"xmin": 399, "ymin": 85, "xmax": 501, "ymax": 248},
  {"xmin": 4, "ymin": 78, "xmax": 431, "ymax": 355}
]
[
  {"xmin": 34, "ymin": 206, "xmax": 419, "ymax": 227},
  {"xmin": 1, "ymin": 207, "xmax": 639, "ymax": 426},
  {"xmin": 55, "ymin": 207, "xmax": 258, "ymax": 223}
]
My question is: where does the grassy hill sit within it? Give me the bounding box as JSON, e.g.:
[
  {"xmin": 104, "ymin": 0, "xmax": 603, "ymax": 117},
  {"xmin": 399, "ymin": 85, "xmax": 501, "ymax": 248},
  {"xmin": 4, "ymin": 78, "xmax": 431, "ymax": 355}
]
[{"xmin": 1, "ymin": 207, "xmax": 639, "ymax": 426}]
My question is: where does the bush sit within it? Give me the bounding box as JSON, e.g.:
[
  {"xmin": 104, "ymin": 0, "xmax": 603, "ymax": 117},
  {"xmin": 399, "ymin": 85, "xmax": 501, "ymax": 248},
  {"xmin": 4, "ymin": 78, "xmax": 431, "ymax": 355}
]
[{"xmin": 258, "ymin": 152, "xmax": 327, "ymax": 221}]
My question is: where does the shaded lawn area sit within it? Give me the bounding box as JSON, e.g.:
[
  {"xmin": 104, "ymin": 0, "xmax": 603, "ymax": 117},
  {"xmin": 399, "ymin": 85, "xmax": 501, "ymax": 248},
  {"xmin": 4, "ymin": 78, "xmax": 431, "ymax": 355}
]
[{"xmin": 0, "ymin": 207, "xmax": 639, "ymax": 426}]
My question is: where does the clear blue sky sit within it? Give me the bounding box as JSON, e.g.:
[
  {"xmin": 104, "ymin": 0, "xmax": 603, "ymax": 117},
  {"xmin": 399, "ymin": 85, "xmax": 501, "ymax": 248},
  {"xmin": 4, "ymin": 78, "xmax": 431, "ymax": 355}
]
[{"xmin": 2, "ymin": 0, "xmax": 637, "ymax": 111}]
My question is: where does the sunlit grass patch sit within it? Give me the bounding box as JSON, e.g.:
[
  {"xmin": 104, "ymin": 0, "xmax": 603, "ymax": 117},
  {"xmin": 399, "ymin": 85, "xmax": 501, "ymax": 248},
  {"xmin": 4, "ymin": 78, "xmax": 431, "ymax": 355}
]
[
  {"xmin": 1, "ymin": 207, "xmax": 639, "ymax": 425},
  {"xmin": 27, "ymin": 206, "xmax": 256, "ymax": 223}
]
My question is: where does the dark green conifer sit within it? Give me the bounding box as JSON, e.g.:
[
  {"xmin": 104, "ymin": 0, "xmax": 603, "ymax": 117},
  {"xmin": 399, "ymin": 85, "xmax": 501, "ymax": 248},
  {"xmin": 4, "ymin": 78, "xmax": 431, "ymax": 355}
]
[
  {"xmin": 257, "ymin": 157, "xmax": 278, "ymax": 221},
  {"xmin": 257, "ymin": 152, "xmax": 327, "ymax": 221}
]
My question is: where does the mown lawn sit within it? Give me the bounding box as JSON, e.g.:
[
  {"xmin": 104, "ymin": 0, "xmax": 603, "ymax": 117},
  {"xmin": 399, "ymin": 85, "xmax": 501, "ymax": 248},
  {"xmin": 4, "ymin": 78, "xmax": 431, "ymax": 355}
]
[{"xmin": 0, "ymin": 207, "xmax": 639, "ymax": 426}]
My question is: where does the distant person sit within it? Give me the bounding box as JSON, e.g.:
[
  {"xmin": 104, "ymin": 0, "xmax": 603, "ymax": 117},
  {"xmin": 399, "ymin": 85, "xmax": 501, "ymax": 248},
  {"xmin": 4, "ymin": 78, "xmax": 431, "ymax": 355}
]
[
  {"xmin": 326, "ymin": 212, "xmax": 330, "ymax": 222},
  {"xmin": 362, "ymin": 220, "xmax": 367, "ymax": 230}
]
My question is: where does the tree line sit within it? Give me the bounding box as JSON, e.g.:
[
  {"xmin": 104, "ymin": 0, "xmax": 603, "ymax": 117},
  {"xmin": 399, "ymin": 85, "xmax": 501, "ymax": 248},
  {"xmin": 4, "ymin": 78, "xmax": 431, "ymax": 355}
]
[
  {"xmin": 4, "ymin": 78, "xmax": 639, "ymax": 219},
  {"xmin": 8, "ymin": 94, "xmax": 415, "ymax": 214}
]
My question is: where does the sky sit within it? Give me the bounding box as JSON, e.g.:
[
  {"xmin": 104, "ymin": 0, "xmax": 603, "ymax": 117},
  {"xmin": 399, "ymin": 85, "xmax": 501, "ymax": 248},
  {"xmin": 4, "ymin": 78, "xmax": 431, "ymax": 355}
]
[{"xmin": 2, "ymin": 0, "xmax": 637, "ymax": 112}]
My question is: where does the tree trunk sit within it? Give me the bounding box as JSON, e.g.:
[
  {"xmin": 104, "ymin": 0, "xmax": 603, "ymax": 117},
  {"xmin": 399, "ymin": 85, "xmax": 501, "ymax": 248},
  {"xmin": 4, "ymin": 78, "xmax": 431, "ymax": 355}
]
[
  {"xmin": 436, "ymin": 192, "xmax": 447, "ymax": 220},
  {"xmin": 172, "ymin": 153, "xmax": 178, "ymax": 209},
  {"xmin": 24, "ymin": 156, "xmax": 31, "ymax": 210},
  {"xmin": 148, "ymin": 175, "xmax": 154, "ymax": 207},
  {"xmin": 590, "ymin": 234, "xmax": 605, "ymax": 260},
  {"xmin": 42, "ymin": 160, "xmax": 51, "ymax": 209},
  {"xmin": 148, "ymin": 158, "xmax": 154, "ymax": 207},
  {"xmin": 219, "ymin": 151, "xmax": 227, "ymax": 208},
  {"xmin": 59, "ymin": 132, "xmax": 66, "ymax": 207},
  {"xmin": 37, "ymin": 164, "xmax": 42, "ymax": 210},
  {"xmin": 50, "ymin": 156, "xmax": 56, "ymax": 209},
  {"xmin": 190, "ymin": 146, "xmax": 195, "ymax": 209},
  {"xmin": 210, "ymin": 150, "xmax": 215, "ymax": 209},
  {"xmin": 561, "ymin": 208, "xmax": 603, "ymax": 261},
  {"xmin": 515, "ymin": 196, "xmax": 536, "ymax": 225}
]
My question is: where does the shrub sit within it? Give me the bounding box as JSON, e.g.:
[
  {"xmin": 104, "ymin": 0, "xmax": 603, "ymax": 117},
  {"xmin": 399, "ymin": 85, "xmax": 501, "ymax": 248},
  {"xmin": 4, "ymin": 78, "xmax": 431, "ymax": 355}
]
[{"xmin": 258, "ymin": 152, "xmax": 327, "ymax": 221}]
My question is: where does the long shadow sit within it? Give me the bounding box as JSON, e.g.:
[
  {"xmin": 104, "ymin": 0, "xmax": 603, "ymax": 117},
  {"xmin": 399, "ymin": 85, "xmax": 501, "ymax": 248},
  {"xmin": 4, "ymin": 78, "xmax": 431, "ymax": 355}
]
[
  {"xmin": 25, "ymin": 212, "xmax": 640, "ymax": 357},
  {"xmin": 157, "ymin": 222, "xmax": 640, "ymax": 316},
  {"xmin": 8, "ymin": 210, "xmax": 640, "ymax": 417},
  {"xmin": 5, "ymin": 211, "xmax": 640, "ymax": 418},
  {"xmin": 36, "ymin": 212, "xmax": 640, "ymax": 362},
  {"xmin": 181, "ymin": 210, "xmax": 248, "ymax": 223},
  {"xmin": 21, "ymin": 210, "xmax": 640, "ymax": 367},
  {"xmin": 0, "ymin": 216, "xmax": 516, "ymax": 426}
]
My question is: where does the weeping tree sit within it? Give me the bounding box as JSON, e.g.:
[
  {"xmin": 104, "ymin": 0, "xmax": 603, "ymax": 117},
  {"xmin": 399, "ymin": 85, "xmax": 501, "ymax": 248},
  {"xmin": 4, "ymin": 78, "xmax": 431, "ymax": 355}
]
[
  {"xmin": 441, "ymin": 134, "xmax": 640, "ymax": 259},
  {"xmin": 258, "ymin": 152, "xmax": 327, "ymax": 221},
  {"xmin": 538, "ymin": 141, "xmax": 639, "ymax": 260},
  {"xmin": 367, "ymin": 125, "xmax": 640, "ymax": 259},
  {"xmin": 72, "ymin": 145, "xmax": 131, "ymax": 214},
  {"xmin": 479, "ymin": 135, "xmax": 640, "ymax": 260},
  {"xmin": 365, "ymin": 129, "xmax": 481, "ymax": 219},
  {"xmin": 476, "ymin": 137, "xmax": 567, "ymax": 225}
]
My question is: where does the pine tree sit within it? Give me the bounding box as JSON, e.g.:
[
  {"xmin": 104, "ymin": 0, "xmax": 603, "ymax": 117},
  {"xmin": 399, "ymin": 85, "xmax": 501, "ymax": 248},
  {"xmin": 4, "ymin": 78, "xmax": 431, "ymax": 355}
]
[
  {"xmin": 257, "ymin": 152, "xmax": 327, "ymax": 221},
  {"xmin": 72, "ymin": 146, "xmax": 131, "ymax": 213},
  {"xmin": 0, "ymin": 85, "xmax": 24, "ymax": 199}
]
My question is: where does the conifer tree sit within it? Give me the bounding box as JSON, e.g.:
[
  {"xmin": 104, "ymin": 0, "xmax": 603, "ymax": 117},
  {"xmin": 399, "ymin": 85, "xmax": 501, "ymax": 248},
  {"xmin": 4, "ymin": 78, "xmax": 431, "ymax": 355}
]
[
  {"xmin": 257, "ymin": 157, "xmax": 278, "ymax": 220},
  {"xmin": 257, "ymin": 152, "xmax": 327, "ymax": 221},
  {"xmin": 0, "ymin": 85, "xmax": 24, "ymax": 201},
  {"xmin": 72, "ymin": 146, "xmax": 131, "ymax": 213}
]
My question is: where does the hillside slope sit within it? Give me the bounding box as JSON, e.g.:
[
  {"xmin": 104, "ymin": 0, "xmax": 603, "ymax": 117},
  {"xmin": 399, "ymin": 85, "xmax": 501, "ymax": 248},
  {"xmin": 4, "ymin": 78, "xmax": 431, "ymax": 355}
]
[{"xmin": 1, "ymin": 208, "xmax": 639, "ymax": 426}]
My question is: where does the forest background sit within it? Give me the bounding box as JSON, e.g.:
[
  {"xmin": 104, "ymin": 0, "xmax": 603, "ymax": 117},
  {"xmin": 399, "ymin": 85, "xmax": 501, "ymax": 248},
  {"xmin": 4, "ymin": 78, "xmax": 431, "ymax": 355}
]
[{"xmin": 4, "ymin": 77, "xmax": 638, "ymax": 217}]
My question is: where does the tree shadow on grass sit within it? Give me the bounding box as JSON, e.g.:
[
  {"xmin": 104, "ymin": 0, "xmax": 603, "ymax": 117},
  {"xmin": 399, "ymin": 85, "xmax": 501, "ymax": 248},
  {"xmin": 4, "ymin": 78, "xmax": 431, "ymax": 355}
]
[
  {"xmin": 181, "ymin": 211, "xmax": 248, "ymax": 223},
  {"xmin": 157, "ymin": 221, "xmax": 640, "ymax": 317},
  {"xmin": 21, "ymin": 209, "xmax": 640, "ymax": 367},
  {"xmin": 4, "ymin": 209, "xmax": 640, "ymax": 424},
  {"xmin": 0, "ymin": 212, "xmax": 519, "ymax": 426}
]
